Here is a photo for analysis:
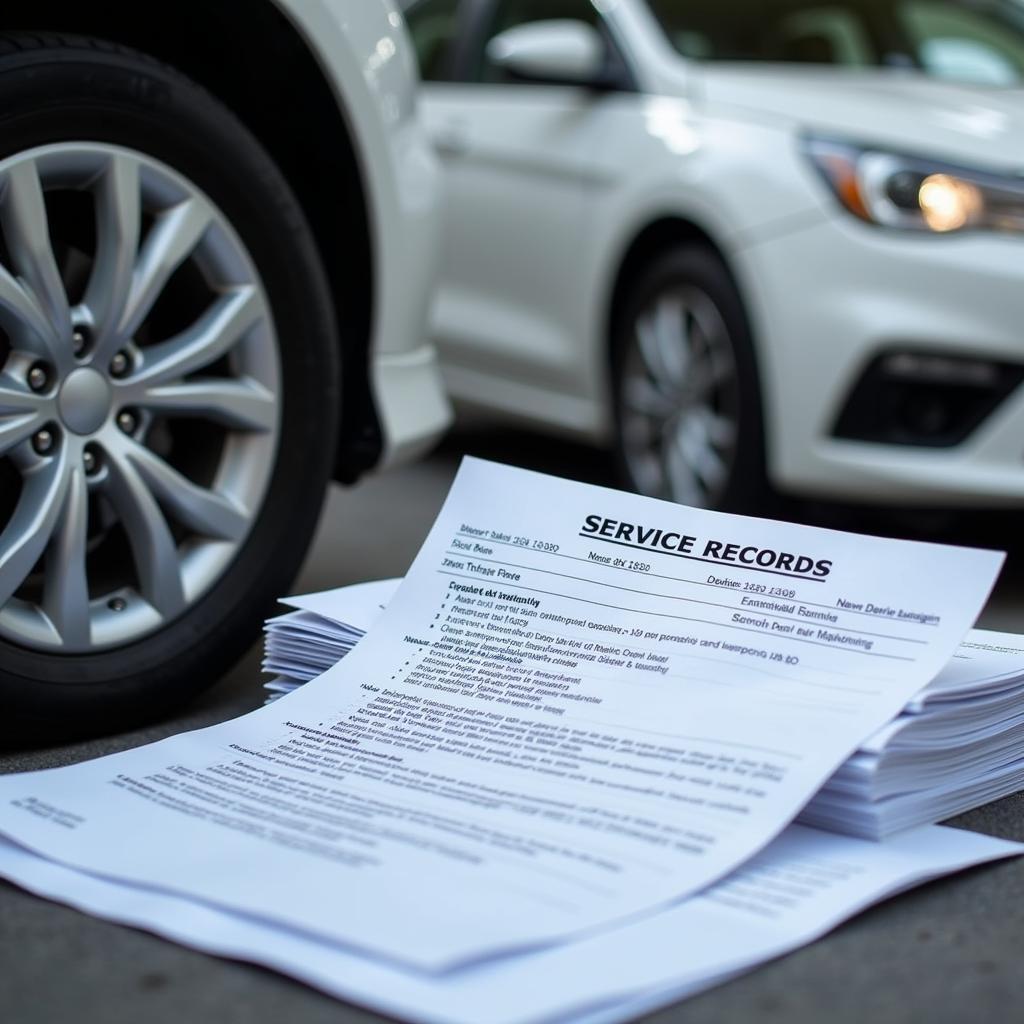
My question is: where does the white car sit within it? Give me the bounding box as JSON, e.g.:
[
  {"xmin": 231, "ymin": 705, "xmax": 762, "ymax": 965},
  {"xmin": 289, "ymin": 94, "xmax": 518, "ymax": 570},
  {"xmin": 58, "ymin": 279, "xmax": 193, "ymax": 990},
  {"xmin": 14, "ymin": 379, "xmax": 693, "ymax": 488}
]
[
  {"xmin": 404, "ymin": 0, "xmax": 1024, "ymax": 512},
  {"xmin": 0, "ymin": 1, "xmax": 450, "ymax": 735}
]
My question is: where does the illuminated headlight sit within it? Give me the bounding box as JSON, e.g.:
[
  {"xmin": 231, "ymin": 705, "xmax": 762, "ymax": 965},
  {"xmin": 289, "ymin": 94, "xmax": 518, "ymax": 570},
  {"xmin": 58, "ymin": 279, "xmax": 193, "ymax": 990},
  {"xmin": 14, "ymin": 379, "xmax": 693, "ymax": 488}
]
[{"xmin": 804, "ymin": 137, "xmax": 1024, "ymax": 234}]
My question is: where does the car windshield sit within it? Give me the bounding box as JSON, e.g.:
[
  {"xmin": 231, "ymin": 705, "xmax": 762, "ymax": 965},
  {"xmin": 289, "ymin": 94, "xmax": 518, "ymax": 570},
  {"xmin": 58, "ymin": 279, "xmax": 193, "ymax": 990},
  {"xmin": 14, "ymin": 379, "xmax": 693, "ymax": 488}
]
[{"xmin": 646, "ymin": 0, "xmax": 1024, "ymax": 85}]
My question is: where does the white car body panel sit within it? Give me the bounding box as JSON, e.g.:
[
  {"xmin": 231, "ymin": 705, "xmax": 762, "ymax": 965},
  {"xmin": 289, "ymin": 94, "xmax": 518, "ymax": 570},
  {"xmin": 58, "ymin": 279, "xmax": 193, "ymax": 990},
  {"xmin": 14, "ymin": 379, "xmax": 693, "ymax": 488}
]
[
  {"xmin": 273, "ymin": 0, "xmax": 451, "ymax": 466},
  {"xmin": 420, "ymin": 0, "xmax": 1024, "ymax": 505},
  {"xmin": 428, "ymin": 82, "xmax": 613, "ymax": 428},
  {"xmin": 697, "ymin": 67, "xmax": 1024, "ymax": 170},
  {"xmin": 736, "ymin": 217, "xmax": 1024, "ymax": 505}
]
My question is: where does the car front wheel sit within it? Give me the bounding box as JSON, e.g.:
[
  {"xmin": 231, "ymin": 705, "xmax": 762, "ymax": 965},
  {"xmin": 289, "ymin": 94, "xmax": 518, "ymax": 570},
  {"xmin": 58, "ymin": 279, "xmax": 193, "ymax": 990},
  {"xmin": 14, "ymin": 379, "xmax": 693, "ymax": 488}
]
[
  {"xmin": 0, "ymin": 35, "xmax": 339, "ymax": 738},
  {"xmin": 612, "ymin": 244, "xmax": 768, "ymax": 512}
]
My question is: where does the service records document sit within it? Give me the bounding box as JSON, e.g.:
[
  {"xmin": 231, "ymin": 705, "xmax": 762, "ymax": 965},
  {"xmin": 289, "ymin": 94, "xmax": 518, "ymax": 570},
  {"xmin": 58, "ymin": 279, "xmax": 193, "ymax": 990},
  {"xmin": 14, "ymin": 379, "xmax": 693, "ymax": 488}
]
[{"xmin": 0, "ymin": 459, "xmax": 1005, "ymax": 970}]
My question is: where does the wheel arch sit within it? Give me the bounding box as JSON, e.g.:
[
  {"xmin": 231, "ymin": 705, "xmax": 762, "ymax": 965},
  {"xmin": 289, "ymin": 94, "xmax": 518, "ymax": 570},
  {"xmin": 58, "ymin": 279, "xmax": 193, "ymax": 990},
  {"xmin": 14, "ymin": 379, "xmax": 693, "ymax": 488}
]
[
  {"xmin": 1, "ymin": 0, "xmax": 380, "ymax": 481},
  {"xmin": 607, "ymin": 216, "xmax": 744, "ymax": 369},
  {"xmin": 605, "ymin": 214, "xmax": 771, "ymax": 416}
]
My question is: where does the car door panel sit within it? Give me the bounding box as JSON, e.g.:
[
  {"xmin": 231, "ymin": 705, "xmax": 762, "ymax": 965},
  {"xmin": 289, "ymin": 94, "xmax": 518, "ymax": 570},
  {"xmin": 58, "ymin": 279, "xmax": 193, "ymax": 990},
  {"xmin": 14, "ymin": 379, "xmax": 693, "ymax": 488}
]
[{"xmin": 423, "ymin": 81, "xmax": 612, "ymax": 393}]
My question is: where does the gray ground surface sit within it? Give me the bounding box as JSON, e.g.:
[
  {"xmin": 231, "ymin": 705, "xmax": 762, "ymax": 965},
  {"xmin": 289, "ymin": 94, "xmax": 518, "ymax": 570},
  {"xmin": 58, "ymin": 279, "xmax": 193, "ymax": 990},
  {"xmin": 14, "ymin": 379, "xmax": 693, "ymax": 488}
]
[{"xmin": 3, "ymin": 429, "xmax": 1024, "ymax": 1024}]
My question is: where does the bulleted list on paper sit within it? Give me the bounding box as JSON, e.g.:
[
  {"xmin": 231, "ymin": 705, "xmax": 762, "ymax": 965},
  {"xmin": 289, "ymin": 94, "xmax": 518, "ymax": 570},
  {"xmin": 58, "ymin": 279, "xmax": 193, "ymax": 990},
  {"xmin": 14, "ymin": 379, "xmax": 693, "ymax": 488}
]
[{"xmin": 0, "ymin": 459, "xmax": 1004, "ymax": 970}]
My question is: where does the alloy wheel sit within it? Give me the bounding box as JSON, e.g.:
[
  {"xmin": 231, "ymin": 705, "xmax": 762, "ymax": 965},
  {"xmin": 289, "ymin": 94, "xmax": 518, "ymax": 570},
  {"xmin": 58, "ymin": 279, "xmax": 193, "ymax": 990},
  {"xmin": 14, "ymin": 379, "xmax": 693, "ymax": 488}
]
[
  {"xmin": 619, "ymin": 285, "xmax": 740, "ymax": 508},
  {"xmin": 0, "ymin": 143, "xmax": 280, "ymax": 654}
]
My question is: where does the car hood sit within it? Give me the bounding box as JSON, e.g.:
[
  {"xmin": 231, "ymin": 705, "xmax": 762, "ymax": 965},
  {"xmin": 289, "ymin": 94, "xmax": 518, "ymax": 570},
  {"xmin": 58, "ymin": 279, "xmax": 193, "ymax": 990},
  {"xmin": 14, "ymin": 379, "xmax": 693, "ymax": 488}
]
[{"xmin": 697, "ymin": 66, "xmax": 1024, "ymax": 171}]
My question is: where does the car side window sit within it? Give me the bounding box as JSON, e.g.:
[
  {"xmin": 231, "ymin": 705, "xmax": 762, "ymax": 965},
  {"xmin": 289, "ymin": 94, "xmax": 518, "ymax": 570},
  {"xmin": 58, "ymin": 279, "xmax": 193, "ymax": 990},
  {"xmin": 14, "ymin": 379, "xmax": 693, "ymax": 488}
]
[
  {"xmin": 403, "ymin": 0, "xmax": 462, "ymax": 82},
  {"xmin": 471, "ymin": 0, "xmax": 603, "ymax": 84},
  {"xmin": 654, "ymin": 2, "xmax": 874, "ymax": 66},
  {"xmin": 773, "ymin": 7, "xmax": 874, "ymax": 66},
  {"xmin": 901, "ymin": 0, "xmax": 1024, "ymax": 85}
]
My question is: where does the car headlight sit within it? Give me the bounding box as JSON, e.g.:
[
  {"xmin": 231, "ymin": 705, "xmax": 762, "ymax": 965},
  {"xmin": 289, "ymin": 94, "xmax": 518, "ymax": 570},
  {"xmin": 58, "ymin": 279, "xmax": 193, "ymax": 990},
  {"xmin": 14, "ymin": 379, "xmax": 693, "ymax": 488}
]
[{"xmin": 804, "ymin": 136, "xmax": 1024, "ymax": 234}]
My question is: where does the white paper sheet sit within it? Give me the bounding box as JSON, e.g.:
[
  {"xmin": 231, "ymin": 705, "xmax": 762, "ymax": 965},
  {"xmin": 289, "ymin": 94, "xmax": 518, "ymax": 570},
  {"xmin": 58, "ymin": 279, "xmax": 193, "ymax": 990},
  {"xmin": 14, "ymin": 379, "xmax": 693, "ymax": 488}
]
[
  {"xmin": 0, "ymin": 824, "xmax": 1016, "ymax": 1024},
  {"xmin": 261, "ymin": 579, "xmax": 400, "ymax": 693},
  {"xmin": 907, "ymin": 629, "xmax": 1024, "ymax": 708},
  {"xmin": 0, "ymin": 459, "xmax": 1004, "ymax": 970},
  {"xmin": 281, "ymin": 577, "xmax": 400, "ymax": 627}
]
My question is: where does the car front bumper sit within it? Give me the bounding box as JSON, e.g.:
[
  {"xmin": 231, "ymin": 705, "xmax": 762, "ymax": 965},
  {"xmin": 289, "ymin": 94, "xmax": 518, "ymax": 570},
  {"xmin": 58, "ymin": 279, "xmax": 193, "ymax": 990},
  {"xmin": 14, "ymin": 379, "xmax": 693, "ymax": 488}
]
[
  {"xmin": 373, "ymin": 344, "xmax": 452, "ymax": 468},
  {"xmin": 737, "ymin": 212, "xmax": 1024, "ymax": 507}
]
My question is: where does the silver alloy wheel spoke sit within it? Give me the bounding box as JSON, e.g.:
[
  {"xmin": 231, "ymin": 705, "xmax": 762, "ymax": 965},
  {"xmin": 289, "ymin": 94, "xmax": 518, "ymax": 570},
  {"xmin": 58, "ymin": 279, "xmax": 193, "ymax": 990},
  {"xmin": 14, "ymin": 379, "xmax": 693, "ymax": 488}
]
[
  {"xmin": 679, "ymin": 414, "xmax": 728, "ymax": 492},
  {"xmin": 43, "ymin": 465, "xmax": 91, "ymax": 647},
  {"xmin": 118, "ymin": 196, "xmax": 213, "ymax": 343},
  {"xmin": 621, "ymin": 375, "xmax": 676, "ymax": 420},
  {"xmin": 0, "ymin": 453, "xmax": 69, "ymax": 609},
  {"xmin": 631, "ymin": 453, "xmax": 665, "ymax": 498},
  {"xmin": 140, "ymin": 379, "xmax": 276, "ymax": 432},
  {"xmin": 104, "ymin": 447, "xmax": 187, "ymax": 618},
  {"xmin": 664, "ymin": 435, "xmax": 703, "ymax": 507},
  {"xmin": 85, "ymin": 153, "xmax": 141, "ymax": 347},
  {"xmin": 0, "ymin": 378, "xmax": 44, "ymax": 413},
  {"xmin": 634, "ymin": 314, "xmax": 661, "ymax": 382},
  {"xmin": 133, "ymin": 286, "xmax": 263, "ymax": 387},
  {"xmin": 707, "ymin": 333, "xmax": 735, "ymax": 386},
  {"xmin": 652, "ymin": 295, "xmax": 690, "ymax": 388},
  {"xmin": 0, "ymin": 380, "xmax": 46, "ymax": 456},
  {"xmin": 700, "ymin": 407, "xmax": 737, "ymax": 449},
  {"xmin": 0, "ymin": 411, "xmax": 44, "ymax": 457},
  {"xmin": 636, "ymin": 303, "xmax": 687, "ymax": 394},
  {"xmin": 1, "ymin": 158, "xmax": 71, "ymax": 355},
  {"xmin": 0, "ymin": 263, "xmax": 54, "ymax": 356},
  {"xmin": 119, "ymin": 437, "xmax": 250, "ymax": 542}
]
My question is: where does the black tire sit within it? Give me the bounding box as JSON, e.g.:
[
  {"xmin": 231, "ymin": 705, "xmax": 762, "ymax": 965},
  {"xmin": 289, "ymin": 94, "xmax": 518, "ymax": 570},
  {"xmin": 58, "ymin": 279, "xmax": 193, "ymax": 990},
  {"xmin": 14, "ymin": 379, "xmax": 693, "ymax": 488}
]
[
  {"xmin": 0, "ymin": 35, "xmax": 339, "ymax": 740},
  {"xmin": 611, "ymin": 243, "xmax": 770, "ymax": 513}
]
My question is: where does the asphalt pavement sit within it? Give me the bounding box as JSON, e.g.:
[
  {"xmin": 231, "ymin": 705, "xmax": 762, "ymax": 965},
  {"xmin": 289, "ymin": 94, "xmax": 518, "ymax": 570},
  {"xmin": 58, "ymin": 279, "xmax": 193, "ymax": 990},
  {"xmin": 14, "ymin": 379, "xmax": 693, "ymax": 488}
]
[{"xmin": 2, "ymin": 427, "xmax": 1024, "ymax": 1024}]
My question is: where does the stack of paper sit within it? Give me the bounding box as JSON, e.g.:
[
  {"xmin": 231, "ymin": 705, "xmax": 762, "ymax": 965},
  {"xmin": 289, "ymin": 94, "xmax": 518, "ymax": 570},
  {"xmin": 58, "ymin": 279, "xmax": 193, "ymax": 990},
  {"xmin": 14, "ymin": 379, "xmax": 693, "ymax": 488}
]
[
  {"xmin": 801, "ymin": 631, "xmax": 1024, "ymax": 837},
  {"xmin": 262, "ymin": 579, "xmax": 397, "ymax": 700},
  {"xmin": 0, "ymin": 458, "xmax": 1019, "ymax": 1024},
  {"xmin": 263, "ymin": 582, "xmax": 1024, "ymax": 840}
]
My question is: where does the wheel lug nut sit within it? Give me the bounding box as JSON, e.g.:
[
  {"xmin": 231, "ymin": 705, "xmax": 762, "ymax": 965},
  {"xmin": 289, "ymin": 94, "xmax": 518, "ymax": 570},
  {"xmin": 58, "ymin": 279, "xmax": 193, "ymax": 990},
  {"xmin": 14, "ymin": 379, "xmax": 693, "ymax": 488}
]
[
  {"xmin": 117, "ymin": 410, "xmax": 137, "ymax": 434},
  {"xmin": 108, "ymin": 597, "xmax": 127, "ymax": 613},
  {"xmin": 32, "ymin": 428, "xmax": 55, "ymax": 455},
  {"xmin": 28, "ymin": 364, "xmax": 50, "ymax": 392},
  {"xmin": 72, "ymin": 328, "xmax": 89, "ymax": 356},
  {"xmin": 83, "ymin": 447, "xmax": 101, "ymax": 475},
  {"xmin": 109, "ymin": 351, "xmax": 131, "ymax": 378}
]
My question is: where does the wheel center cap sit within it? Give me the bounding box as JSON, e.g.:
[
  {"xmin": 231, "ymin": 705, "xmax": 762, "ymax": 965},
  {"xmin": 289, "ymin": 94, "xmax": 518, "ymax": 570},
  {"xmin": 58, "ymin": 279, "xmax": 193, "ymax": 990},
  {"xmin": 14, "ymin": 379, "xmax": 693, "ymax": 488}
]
[{"xmin": 58, "ymin": 368, "xmax": 112, "ymax": 435}]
